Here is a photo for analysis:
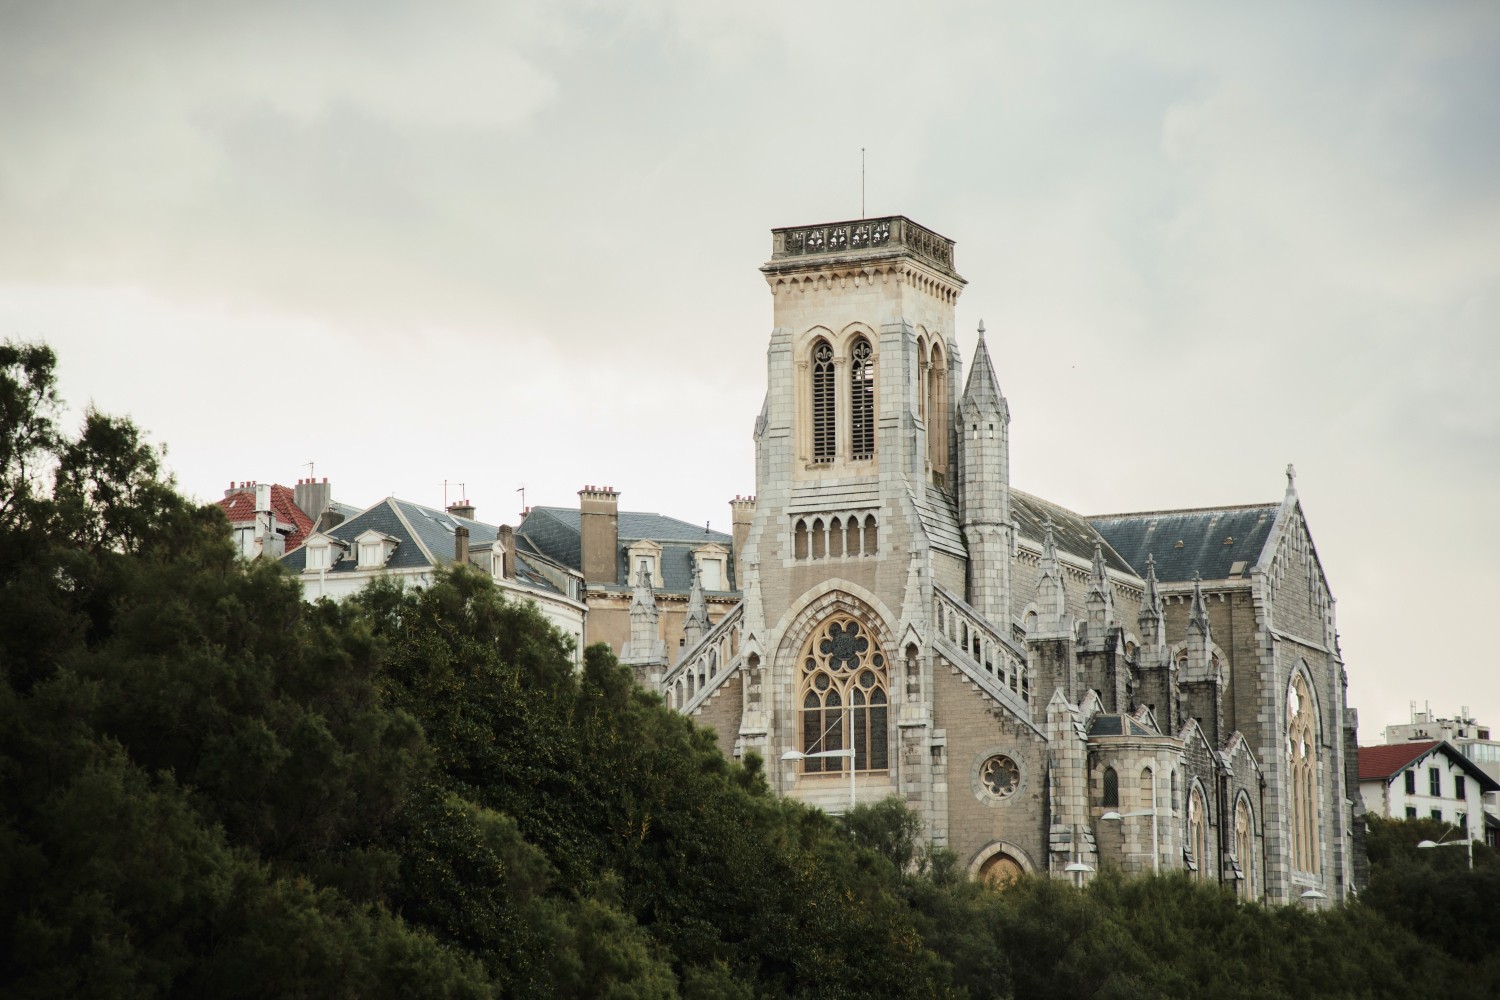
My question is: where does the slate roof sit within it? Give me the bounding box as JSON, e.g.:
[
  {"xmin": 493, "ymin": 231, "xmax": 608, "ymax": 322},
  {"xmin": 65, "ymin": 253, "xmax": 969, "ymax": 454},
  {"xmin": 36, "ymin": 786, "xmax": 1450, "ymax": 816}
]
[
  {"xmin": 1088, "ymin": 713, "xmax": 1158, "ymax": 738},
  {"xmin": 1011, "ymin": 490, "xmax": 1134, "ymax": 576},
  {"xmin": 1091, "ymin": 504, "xmax": 1278, "ymax": 584},
  {"xmin": 216, "ymin": 484, "xmax": 315, "ymax": 553},
  {"xmin": 911, "ymin": 484, "xmax": 965, "ymax": 557},
  {"xmin": 1358, "ymin": 741, "xmax": 1500, "ymax": 790},
  {"xmin": 516, "ymin": 505, "xmax": 735, "ymax": 592},
  {"xmin": 280, "ymin": 497, "xmax": 529, "ymax": 582}
]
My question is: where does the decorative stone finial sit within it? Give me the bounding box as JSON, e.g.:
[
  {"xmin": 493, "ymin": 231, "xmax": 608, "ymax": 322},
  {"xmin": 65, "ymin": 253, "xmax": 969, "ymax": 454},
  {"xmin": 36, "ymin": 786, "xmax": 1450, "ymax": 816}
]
[
  {"xmin": 977, "ymin": 319, "xmax": 986, "ymax": 337},
  {"xmin": 1286, "ymin": 463, "xmax": 1297, "ymax": 490}
]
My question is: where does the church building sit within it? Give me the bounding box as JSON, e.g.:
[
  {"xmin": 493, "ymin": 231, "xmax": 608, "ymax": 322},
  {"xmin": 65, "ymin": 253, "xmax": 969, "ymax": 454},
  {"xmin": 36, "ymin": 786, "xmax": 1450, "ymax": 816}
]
[{"xmin": 646, "ymin": 216, "xmax": 1361, "ymax": 905}]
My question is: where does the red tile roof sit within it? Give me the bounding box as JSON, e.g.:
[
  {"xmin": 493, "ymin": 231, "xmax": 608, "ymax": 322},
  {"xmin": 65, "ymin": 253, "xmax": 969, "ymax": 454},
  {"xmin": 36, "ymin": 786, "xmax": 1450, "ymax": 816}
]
[
  {"xmin": 215, "ymin": 483, "xmax": 315, "ymax": 553},
  {"xmin": 1358, "ymin": 741, "xmax": 1438, "ymax": 781}
]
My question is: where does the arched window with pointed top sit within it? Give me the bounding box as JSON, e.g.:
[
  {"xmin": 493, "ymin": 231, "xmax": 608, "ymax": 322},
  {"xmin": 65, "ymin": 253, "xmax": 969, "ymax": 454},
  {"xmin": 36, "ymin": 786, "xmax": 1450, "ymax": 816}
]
[
  {"xmin": 799, "ymin": 614, "xmax": 889, "ymax": 773},
  {"xmin": 1187, "ymin": 783, "xmax": 1208, "ymax": 880},
  {"xmin": 811, "ymin": 338, "xmax": 836, "ymax": 463},
  {"xmin": 850, "ymin": 336, "xmax": 875, "ymax": 461},
  {"xmin": 927, "ymin": 341, "xmax": 947, "ymax": 478},
  {"xmin": 1287, "ymin": 671, "xmax": 1320, "ymax": 874}
]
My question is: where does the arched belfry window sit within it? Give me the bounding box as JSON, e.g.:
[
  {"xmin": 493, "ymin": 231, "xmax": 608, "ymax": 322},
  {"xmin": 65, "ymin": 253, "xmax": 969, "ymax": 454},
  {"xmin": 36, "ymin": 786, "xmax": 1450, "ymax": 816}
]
[
  {"xmin": 850, "ymin": 337, "xmax": 875, "ymax": 461},
  {"xmin": 1288, "ymin": 672, "xmax": 1320, "ymax": 873},
  {"xmin": 799, "ymin": 614, "xmax": 889, "ymax": 773},
  {"xmin": 926, "ymin": 342, "xmax": 946, "ymax": 476},
  {"xmin": 812, "ymin": 339, "xmax": 836, "ymax": 463}
]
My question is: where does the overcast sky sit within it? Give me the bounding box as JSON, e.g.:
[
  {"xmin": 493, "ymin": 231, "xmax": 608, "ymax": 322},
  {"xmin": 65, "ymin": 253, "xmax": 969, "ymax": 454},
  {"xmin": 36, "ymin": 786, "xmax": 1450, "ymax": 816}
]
[{"xmin": 2, "ymin": 1, "xmax": 1496, "ymax": 741}]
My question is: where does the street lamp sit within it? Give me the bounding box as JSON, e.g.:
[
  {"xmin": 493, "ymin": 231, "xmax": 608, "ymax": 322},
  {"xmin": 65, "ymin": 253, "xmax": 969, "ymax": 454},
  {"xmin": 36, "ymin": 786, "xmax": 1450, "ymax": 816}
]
[
  {"xmin": 1299, "ymin": 888, "xmax": 1328, "ymax": 909},
  {"xmin": 1100, "ymin": 808, "xmax": 1160, "ymax": 874},
  {"xmin": 1418, "ymin": 826, "xmax": 1474, "ymax": 870},
  {"xmin": 782, "ymin": 746, "xmax": 857, "ymax": 810}
]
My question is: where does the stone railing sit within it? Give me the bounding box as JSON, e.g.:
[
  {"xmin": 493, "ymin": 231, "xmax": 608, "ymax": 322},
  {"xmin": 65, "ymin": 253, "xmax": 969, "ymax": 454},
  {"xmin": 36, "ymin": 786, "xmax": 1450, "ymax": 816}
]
[
  {"xmin": 932, "ymin": 584, "xmax": 1032, "ymax": 717},
  {"xmin": 770, "ymin": 216, "xmax": 956, "ymax": 274},
  {"xmin": 662, "ymin": 602, "xmax": 744, "ymax": 716}
]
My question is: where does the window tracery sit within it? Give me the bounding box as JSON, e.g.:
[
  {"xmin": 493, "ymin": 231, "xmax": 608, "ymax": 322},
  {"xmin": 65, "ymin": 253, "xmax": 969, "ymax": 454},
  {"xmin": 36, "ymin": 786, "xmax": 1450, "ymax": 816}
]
[
  {"xmin": 850, "ymin": 336, "xmax": 875, "ymax": 461},
  {"xmin": 1287, "ymin": 672, "xmax": 1320, "ymax": 873},
  {"xmin": 1235, "ymin": 796, "xmax": 1255, "ymax": 898},
  {"xmin": 798, "ymin": 614, "xmax": 889, "ymax": 773},
  {"xmin": 811, "ymin": 339, "xmax": 835, "ymax": 463},
  {"xmin": 1187, "ymin": 784, "xmax": 1208, "ymax": 880}
]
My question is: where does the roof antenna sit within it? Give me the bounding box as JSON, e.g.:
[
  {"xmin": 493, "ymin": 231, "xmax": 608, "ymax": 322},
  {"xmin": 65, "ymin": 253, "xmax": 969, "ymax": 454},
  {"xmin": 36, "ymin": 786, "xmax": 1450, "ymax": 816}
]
[
  {"xmin": 304, "ymin": 460, "xmax": 315, "ymax": 479},
  {"xmin": 516, "ymin": 484, "xmax": 526, "ymax": 516},
  {"xmin": 861, "ymin": 147, "xmax": 866, "ymax": 218}
]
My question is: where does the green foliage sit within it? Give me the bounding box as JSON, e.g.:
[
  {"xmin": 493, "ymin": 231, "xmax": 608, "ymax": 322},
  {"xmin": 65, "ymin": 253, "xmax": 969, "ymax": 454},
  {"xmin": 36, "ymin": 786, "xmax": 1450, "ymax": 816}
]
[{"xmin": 6, "ymin": 340, "xmax": 1500, "ymax": 998}]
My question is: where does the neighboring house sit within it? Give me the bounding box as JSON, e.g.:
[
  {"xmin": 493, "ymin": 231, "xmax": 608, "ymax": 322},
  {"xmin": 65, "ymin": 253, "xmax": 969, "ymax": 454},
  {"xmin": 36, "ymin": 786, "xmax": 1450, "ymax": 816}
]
[
  {"xmin": 647, "ymin": 213, "xmax": 1363, "ymax": 905},
  {"xmin": 1384, "ymin": 706, "xmax": 1500, "ymax": 818},
  {"xmin": 1357, "ymin": 740, "xmax": 1499, "ymax": 846},
  {"xmin": 216, "ymin": 481, "xmax": 316, "ymax": 559},
  {"xmin": 515, "ymin": 489, "xmax": 745, "ymax": 663},
  {"xmin": 280, "ymin": 496, "xmax": 588, "ymax": 665}
]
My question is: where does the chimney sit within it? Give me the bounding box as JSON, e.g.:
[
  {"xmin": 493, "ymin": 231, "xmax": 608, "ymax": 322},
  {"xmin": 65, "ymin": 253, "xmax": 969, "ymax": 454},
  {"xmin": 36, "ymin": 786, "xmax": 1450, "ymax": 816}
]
[
  {"xmin": 730, "ymin": 494, "xmax": 756, "ymax": 589},
  {"xmin": 294, "ymin": 477, "xmax": 332, "ymax": 523},
  {"xmin": 498, "ymin": 524, "xmax": 516, "ymax": 580},
  {"xmin": 454, "ymin": 525, "xmax": 470, "ymax": 565},
  {"xmin": 447, "ymin": 499, "xmax": 476, "ymax": 521},
  {"xmin": 579, "ymin": 485, "xmax": 619, "ymax": 584},
  {"xmin": 317, "ymin": 507, "xmax": 345, "ymax": 533}
]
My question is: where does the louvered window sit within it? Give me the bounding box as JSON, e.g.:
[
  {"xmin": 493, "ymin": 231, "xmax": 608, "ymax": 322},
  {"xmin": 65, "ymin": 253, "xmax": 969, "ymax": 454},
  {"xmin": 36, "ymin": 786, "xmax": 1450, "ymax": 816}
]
[
  {"xmin": 812, "ymin": 340, "xmax": 835, "ymax": 463},
  {"xmin": 850, "ymin": 337, "xmax": 875, "ymax": 460}
]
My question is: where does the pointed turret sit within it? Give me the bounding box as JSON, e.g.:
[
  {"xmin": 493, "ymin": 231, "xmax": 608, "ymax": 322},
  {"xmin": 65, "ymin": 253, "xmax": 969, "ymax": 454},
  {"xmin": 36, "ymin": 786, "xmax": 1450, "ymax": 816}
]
[
  {"xmin": 1187, "ymin": 573, "xmax": 1211, "ymax": 642},
  {"xmin": 958, "ymin": 321, "xmax": 1014, "ymax": 627},
  {"xmin": 622, "ymin": 561, "xmax": 668, "ymax": 684},
  {"xmin": 1085, "ymin": 537, "xmax": 1116, "ymax": 635},
  {"xmin": 1137, "ymin": 554, "xmax": 1165, "ymax": 648},
  {"xmin": 683, "ymin": 561, "xmax": 710, "ymax": 650}
]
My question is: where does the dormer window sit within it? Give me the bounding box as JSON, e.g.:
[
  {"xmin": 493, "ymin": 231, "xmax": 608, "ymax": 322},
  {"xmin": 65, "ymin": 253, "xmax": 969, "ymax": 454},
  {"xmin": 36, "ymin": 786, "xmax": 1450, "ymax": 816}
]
[
  {"xmin": 306, "ymin": 541, "xmax": 331, "ymax": 570},
  {"xmin": 693, "ymin": 542, "xmax": 730, "ymax": 591},
  {"xmin": 626, "ymin": 539, "xmax": 663, "ymax": 587},
  {"xmin": 353, "ymin": 529, "xmax": 397, "ymax": 570}
]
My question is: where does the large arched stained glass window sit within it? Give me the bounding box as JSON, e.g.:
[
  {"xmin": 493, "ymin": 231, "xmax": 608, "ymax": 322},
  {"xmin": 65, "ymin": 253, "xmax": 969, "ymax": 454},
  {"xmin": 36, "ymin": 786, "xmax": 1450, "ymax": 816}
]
[
  {"xmin": 1235, "ymin": 796, "xmax": 1255, "ymax": 898},
  {"xmin": 1187, "ymin": 784, "xmax": 1208, "ymax": 881},
  {"xmin": 1288, "ymin": 672, "xmax": 1320, "ymax": 874},
  {"xmin": 799, "ymin": 614, "xmax": 889, "ymax": 773},
  {"xmin": 850, "ymin": 337, "xmax": 875, "ymax": 461},
  {"xmin": 812, "ymin": 339, "xmax": 836, "ymax": 463}
]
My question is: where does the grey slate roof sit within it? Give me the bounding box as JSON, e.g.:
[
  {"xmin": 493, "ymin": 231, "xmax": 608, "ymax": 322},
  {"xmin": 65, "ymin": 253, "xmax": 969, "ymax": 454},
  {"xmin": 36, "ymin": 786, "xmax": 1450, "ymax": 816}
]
[
  {"xmin": 910, "ymin": 484, "xmax": 966, "ymax": 557},
  {"xmin": 1088, "ymin": 713, "xmax": 1158, "ymax": 738},
  {"xmin": 280, "ymin": 497, "xmax": 518, "ymax": 580},
  {"xmin": 1091, "ymin": 504, "xmax": 1277, "ymax": 583},
  {"xmin": 516, "ymin": 505, "xmax": 736, "ymax": 592},
  {"xmin": 1011, "ymin": 490, "xmax": 1135, "ymax": 576},
  {"xmin": 960, "ymin": 329, "xmax": 1004, "ymax": 409}
]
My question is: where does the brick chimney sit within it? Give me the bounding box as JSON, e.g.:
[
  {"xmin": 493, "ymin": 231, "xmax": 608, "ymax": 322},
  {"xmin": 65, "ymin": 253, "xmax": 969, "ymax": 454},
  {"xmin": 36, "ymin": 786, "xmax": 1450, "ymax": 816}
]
[
  {"xmin": 730, "ymin": 494, "xmax": 756, "ymax": 589},
  {"xmin": 497, "ymin": 524, "xmax": 516, "ymax": 580},
  {"xmin": 579, "ymin": 485, "xmax": 619, "ymax": 585},
  {"xmin": 454, "ymin": 525, "xmax": 470, "ymax": 565},
  {"xmin": 447, "ymin": 499, "xmax": 476, "ymax": 521},
  {"xmin": 295, "ymin": 477, "xmax": 332, "ymax": 522}
]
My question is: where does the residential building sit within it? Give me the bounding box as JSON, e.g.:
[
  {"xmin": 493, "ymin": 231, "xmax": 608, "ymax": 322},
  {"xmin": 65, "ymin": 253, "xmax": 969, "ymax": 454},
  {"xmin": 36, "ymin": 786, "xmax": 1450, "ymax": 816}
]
[
  {"xmin": 1385, "ymin": 705, "xmax": 1500, "ymax": 817},
  {"xmin": 215, "ymin": 481, "xmax": 315, "ymax": 560},
  {"xmin": 1357, "ymin": 740, "xmax": 1498, "ymax": 846}
]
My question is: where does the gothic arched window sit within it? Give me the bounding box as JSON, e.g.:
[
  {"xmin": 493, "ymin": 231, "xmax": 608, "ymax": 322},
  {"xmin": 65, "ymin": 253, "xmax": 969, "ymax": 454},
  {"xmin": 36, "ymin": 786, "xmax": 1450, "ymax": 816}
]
[
  {"xmin": 1288, "ymin": 672, "xmax": 1320, "ymax": 874},
  {"xmin": 1187, "ymin": 784, "xmax": 1208, "ymax": 880},
  {"xmin": 812, "ymin": 339, "xmax": 836, "ymax": 463},
  {"xmin": 1235, "ymin": 796, "xmax": 1255, "ymax": 898},
  {"xmin": 926, "ymin": 342, "xmax": 946, "ymax": 475},
  {"xmin": 850, "ymin": 336, "xmax": 875, "ymax": 461},
  {"xmin": 1102, "ymin": 767, "xmax": 1119, "ymax": 808},
  {"xmin": 799, "ymin": 614, "xmax": 889, "ymax": 773}
]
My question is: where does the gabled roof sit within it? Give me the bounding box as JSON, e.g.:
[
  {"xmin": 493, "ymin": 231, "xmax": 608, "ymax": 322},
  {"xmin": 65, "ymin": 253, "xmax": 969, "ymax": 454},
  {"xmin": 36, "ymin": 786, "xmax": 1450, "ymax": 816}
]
[
  {"xmin": 1088, "ymin": 713, "xmax": 1158, "ymax": 738},
  {"xmin": 1091, "ymin": 503, "xmax": 1278, "ymax": 584},
  {"xmin": 1011, "ymin": 491, "xmax": 1135, "ymax": 576},
  {"xmin": 280, "ymin": 497, "xmax": 499, "ymax": 576},
  {"xmin": 516, "ymin": 505, "xmax": 735, "ymax": 592},
  {"xmin": 1358, "ymin": 741, "xmax": 1500, "ymax": 791},
  {"xmin": 216, "ymin": 484, "xmax": 315, "ymax": 553}
]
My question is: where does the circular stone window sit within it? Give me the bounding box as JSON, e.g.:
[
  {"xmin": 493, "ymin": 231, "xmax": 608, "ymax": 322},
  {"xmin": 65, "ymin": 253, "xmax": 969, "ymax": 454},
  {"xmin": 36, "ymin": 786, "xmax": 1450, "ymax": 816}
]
[{"xmin": 977, "ymin": 753, "xmax": 1021, "ymax": 801}]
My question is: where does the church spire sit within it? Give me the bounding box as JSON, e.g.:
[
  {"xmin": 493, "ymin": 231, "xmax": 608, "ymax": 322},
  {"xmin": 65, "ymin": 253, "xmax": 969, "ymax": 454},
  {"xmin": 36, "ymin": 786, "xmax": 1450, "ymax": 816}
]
[
  {"xmin": 1187, "ymin": 572, "xmax": 1211, "ymax": 641},
  {"xmin": 1085, "ymin": 536, "xmax": 1115, "ymax": 634},
  {"xmin": 960, "ymin": 320, "xmax": 1006, "ymax": 414},
  {"xmin": 683, "ymin": 560, "xmax": 710, "ymax": 650},
  {"xmin": 958, "ymin": 320, "xmax": 1013, "ymax": 628},
  {"xmin": 1138, "ymin": 553, "xmax": 1165, "ymax": 647}
]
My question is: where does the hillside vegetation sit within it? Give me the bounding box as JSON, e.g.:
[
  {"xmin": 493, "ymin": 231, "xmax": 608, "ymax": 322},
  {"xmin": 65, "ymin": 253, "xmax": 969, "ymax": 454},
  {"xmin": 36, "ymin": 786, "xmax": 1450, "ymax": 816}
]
[{"xmin": 2, "ymin": 341, "xmax": 1497, "ymax": 998}]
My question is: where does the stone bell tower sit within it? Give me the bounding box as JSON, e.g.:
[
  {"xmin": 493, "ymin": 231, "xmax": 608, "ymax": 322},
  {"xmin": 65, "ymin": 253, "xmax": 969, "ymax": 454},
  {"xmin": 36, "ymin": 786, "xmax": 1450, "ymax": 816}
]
[{"xmin": 734, "ymin": 216, "xmax": 973, "ymax": 819}]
